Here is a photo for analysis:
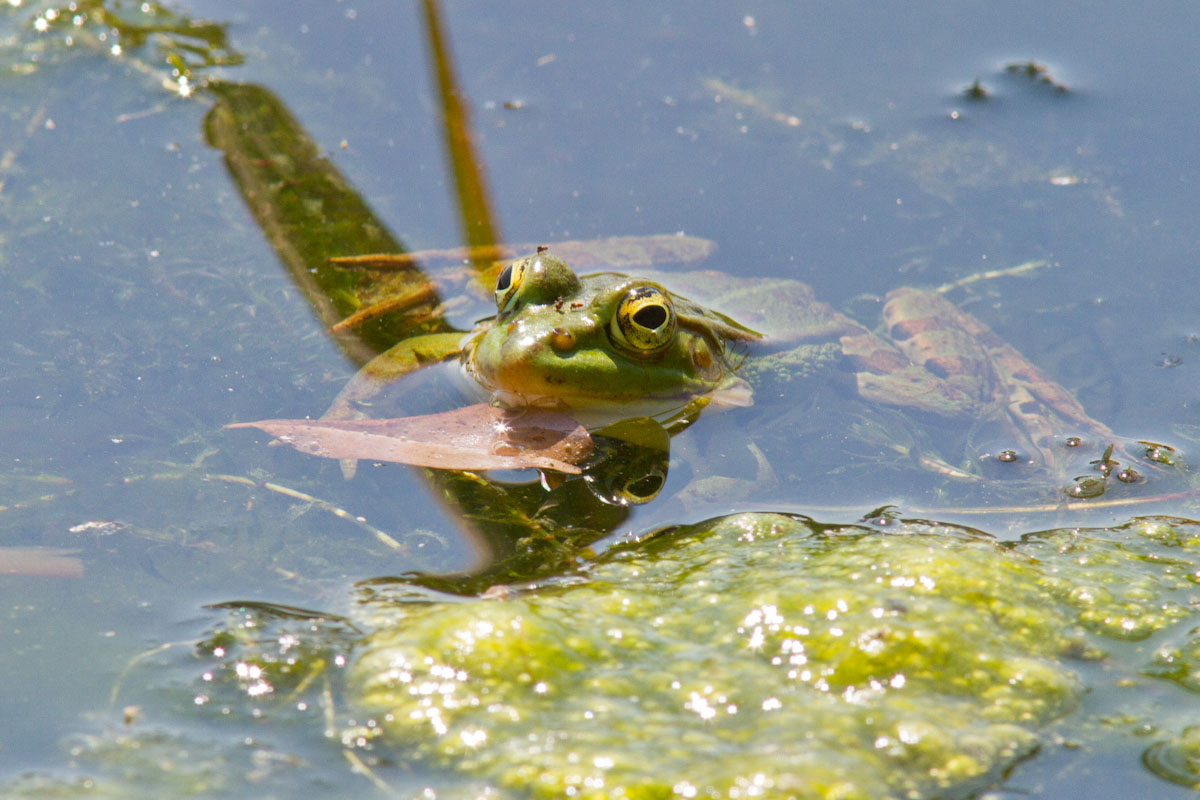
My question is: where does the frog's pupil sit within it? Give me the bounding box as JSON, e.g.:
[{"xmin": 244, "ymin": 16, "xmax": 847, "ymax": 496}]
[
  {"xmin": 496, "ymin": 264, "xmax": 513, "ymax": 293},
  {"xmin": 632, "ymin": 304, "xmax": 668, "ymax": 330},
  {"xmin": 625, "ymin": 473, "xmax": 664, "ymax": 500}
]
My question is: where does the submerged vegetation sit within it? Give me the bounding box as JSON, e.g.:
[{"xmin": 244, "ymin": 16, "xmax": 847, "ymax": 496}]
[{"xmin": 1, "ymin": 0, "xmax": 240, "ymax": 85}]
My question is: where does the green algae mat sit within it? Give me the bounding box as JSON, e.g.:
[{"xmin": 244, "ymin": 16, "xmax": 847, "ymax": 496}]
[{"xmin": 335, "ymin": 513, "xmax": 1200, "ymax": 798}]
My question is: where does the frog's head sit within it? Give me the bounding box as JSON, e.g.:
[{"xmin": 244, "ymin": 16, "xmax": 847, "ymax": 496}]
[{"xmin": 462, "ymin": 252, "xmax": 759, "ymax": 413}]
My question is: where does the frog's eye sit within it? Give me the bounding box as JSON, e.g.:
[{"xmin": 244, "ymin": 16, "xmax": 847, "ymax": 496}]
[
  {"xmin": 494, "ymin": 258, "xmax": 529, "ymax": 315},
  {"xmin": 611, "ymin": 286, "xmax": 677, "ymax": 354},
  {"xmin": 616, "ymin": 468, "xmax": 666, "ymax": 505},
  {"xmin": 494, "ymin": 253, "xmax": 581, "ymax": 316}
]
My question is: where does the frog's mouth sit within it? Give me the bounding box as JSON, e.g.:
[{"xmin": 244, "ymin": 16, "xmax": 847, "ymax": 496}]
[
  {"xmin": 491, "ymin": 387, "xmax": 755, "ymax": 431},
  {"xmin": 460, "ymin": 325, "xmax": 754, "ymax": 419},
  {"xmin": 459, "ymin": 360, "xmax": 754, "ymax": 427}
]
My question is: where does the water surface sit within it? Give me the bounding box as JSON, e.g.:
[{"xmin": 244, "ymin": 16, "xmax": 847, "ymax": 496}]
[{"xmin": 1, "ymin": 1, "xmax": 1198, "ymax": 797}]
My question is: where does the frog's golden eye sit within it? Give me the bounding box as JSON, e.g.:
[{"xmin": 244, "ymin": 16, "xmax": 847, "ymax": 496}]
[
  {"xmin": 611, "ymin": 467, "xmax": 666, "ymax": 505},
  {"xmin": 494, "ymin": 258, "xmax": 529, "ymax": 315},
  {"xmin": 494, "ymin": 253, "xmax": 581, "ymax": 317},
  {"xmin": 611, "ymin": 286, "xmax": 677, "ymax": 354}
]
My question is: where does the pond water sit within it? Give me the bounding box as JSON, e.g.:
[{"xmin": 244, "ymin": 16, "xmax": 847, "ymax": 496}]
[{"xmin": 1, "ymin": 1, "xmax": 1199, "ymax": 797}]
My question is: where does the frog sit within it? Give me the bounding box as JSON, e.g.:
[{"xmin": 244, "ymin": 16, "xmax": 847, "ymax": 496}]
[
  {"xmin": 461, "ymin": 251, "xmax": 761, "ymax": 417},
  {"xmin": 322, "ymin": 247, "xmax": 1120, "ymax": 496}
]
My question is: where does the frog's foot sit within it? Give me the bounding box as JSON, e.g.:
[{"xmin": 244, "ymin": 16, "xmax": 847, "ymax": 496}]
[
  {"xmin": 880, "ymin": 287, "xmax": 1114, "ymax": 471},
  {"xmin": 321, "ymin": 331, "xmax": 466, "ymax": 479}
]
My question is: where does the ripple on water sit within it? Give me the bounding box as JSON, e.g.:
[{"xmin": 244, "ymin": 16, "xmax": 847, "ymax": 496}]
[{"xmin": 1143, "ymin": 726, "xmax": 1200, "ymax": 789}]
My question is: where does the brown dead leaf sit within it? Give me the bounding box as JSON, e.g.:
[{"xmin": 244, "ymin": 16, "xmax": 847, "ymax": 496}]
[{"xmin": 227, "ymin": 404, "xmax": 592, "ymax": 473}]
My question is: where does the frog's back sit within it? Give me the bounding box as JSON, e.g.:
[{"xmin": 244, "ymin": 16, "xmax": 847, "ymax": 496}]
[{"xmin": 639, "ymin": 270, "xmax": 863, "ymax": 347}]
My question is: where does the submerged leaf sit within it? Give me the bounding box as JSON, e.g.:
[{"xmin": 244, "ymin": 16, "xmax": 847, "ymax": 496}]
[
  {"xmin": 329, "ymin": 234, "xmax": 718, "ymax": 272},
  {"xmin": 227, "ymin": 404, "xmax": 592, "ymax": 473}
]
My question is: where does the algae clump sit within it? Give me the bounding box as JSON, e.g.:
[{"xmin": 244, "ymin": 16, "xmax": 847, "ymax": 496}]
[{"xmin": 349, "ymin": 514, "xmax": 1200, "ymax": 799}]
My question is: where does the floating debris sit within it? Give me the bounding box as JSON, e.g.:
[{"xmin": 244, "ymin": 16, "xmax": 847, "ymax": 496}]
[{"xmin": 1004, "ymin": 60, "xmax": 1069, "ymax": 92}]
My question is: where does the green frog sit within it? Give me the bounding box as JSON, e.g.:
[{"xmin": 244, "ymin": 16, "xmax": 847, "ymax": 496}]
[
  {"xmin": 325, "ymin": 249, "xmax": 1115, "ymax": 488},
  {"xmin": 461, "ymin": 252, "xmax": 760, "ymax": 417}
]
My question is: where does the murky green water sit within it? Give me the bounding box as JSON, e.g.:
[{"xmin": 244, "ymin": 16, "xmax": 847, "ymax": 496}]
[{"xmin": 1, "ymin": 1, "xmax": 1199, "ymax": 797}]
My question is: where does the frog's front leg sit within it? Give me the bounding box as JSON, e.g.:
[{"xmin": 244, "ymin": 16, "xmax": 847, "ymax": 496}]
[
  {"xmin": 320, "ymin": 331, "xmax": 465, "ymax": 480},
  {"xmin": 322, "ymin": 331, "xmax": 466, "ymax": 422}
]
